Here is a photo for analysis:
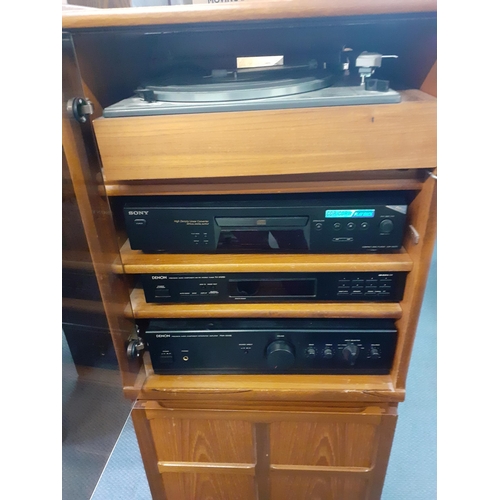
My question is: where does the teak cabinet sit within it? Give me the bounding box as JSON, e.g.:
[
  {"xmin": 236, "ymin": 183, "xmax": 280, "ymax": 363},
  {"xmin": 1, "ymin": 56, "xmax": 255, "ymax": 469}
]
[{"xmin": 62, "ymin": 2, "xmax": 437, "ymax": 499}]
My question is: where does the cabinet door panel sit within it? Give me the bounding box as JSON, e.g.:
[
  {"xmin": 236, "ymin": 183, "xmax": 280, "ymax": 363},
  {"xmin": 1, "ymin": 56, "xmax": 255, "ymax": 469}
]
[
  {"xmin": 271, "ymin": 474, "xmax": 367, "ymax": 500},
  {"xmin": 133, "ymin": 403, "xmax": 397, "ymax": 500},
  {"xmin": 161, "ymin": 473, "xmax": 256, "ymax": 500},
  {"xmin": 150, "ymin": 418, "xmax": 254, "ymax": 463},
  {"xmin": 270, "ymin": 419, "xmax": 378, "ymax": 467}
]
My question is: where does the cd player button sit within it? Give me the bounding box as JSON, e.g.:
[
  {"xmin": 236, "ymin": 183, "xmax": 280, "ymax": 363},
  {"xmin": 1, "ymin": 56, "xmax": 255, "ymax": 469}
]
[
  {"xmin": 133, "ymin": 218, "xmax": 147, "ymax": 226},
  {"xmin": 360, "ymin": 222, "xmax": 369, "ymax": 230},
  {"xmin": 333, "ymin": 222, "xmax": 342, "ymax": 230},
  {"xmin": 346, "ymin": 222, "xmax": 356, "ymax": 230},
  {"xmin": 314, "ymin": 222, "xmax": 323, "ymax": 231},
  {"xmin": 379, "ymin": 219, "xmax": 394, "ymax": 233}
]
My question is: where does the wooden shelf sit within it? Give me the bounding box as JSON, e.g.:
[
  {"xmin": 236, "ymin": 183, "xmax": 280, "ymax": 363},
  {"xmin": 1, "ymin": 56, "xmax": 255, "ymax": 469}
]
[
  {"xmin": 139, "ymin": 372, "xmax": 403, "ymax": 404},
  {"xmin": 117, "ymin": 240, "xmax": 413, "ymax": 274},
  {"xmin": 127, "ymin": 287, "xmax": 402, "ymax": 319},
  {"xmin": 104, "ymin": 169, "xmax": 426, "ymax": 197}
]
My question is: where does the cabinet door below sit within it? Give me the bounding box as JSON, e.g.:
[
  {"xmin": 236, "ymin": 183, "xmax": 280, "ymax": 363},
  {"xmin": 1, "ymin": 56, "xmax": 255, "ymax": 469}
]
[{"xmin": 132, "ymin": 403, "xmax": 397, "ymax": 500}]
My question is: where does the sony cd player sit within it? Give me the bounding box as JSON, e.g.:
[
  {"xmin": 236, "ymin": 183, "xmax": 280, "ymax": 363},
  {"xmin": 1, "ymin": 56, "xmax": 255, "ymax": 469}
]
[{"xmin": 124, "ymin": 191, "xmax": 408, "ymax": 253}]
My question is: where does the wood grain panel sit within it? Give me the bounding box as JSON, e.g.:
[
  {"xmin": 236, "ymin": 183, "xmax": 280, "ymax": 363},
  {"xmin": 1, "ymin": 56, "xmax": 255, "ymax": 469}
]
[
  {"xmin": 139, "ymin": 375, "xmax": 403, "ymax": 403},
  {"xmin": 392, "ymin": 172, "xmax": 437, "ymax": 388},
  {"xmin": 270, "ymin": 420, "xmax": 377, "ymax": 467},
  {"xmin": 117, "ymin": 240, "xmax": 413, "ymax": 274},
  {"xmin": 62, "ymin": 0, "xmax": 437, "ymax": 30},
  {"xmin": 270, "ymin": 474, "xmax": 368, "ymax": 500},
  {"xmin": 150, "ymin": 418, "xmax": 255, "ymax": 463},
  {"xmin": 93, "ymin": 91, "xmax": 436, "ymax": 182},
  {"xmin": 160, "ymin": 473, "xmax": 256, "ymax": 500},
  {"xmin": 62, "ymin": 33, "xmax": 141, "ymax": 390},
  {"xmin": 128, "ymin": 287, "xmax": 403, "ymax": 318},
  {"xmin": 104, "ymin": 169, "xmax": 425, "ymax": 197},
  {"xmin": 132, "ymin": 406, "xmax": 168, "ymax": 500}
]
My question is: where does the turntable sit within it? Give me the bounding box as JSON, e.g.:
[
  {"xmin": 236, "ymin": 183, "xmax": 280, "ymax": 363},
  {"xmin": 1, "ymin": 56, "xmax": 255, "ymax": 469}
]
[{"xmin": 103, "ymin": 52, "xmax": 401, "ymax": 118}]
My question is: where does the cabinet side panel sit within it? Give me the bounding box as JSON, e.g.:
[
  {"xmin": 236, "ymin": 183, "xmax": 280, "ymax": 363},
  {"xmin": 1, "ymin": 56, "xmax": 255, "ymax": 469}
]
[
  {"xmin": 132, "ymin": 407, "xmax": 168, "ymax": 500},
  {"xmin": 62, "ymin": 32, "xmax": 141, "ymax": 389}
]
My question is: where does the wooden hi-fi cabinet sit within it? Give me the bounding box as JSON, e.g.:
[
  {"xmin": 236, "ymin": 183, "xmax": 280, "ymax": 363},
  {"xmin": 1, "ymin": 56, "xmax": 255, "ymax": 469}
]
[{"xmin": 62, "ymin": 2, "xmax": 437, "ymax": 498}]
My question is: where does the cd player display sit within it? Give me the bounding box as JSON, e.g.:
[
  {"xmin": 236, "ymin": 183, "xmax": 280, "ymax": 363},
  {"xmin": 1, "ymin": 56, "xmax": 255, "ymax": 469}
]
[
  {"xmin": 142, "ymin": 318, "xmax": 398, "ymax": 375},
  {"xmin": 142, "ymin": 271, "xmax": 407, "ymax": 304},
  {"xmin": 124, "ymin": 191, "xmax": 408, "ymax": 253}
]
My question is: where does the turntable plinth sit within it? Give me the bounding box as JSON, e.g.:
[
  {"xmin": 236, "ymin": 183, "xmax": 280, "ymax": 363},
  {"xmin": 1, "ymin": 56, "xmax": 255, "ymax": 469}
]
[{"xmin": 93, "ymin": 90, "xmax": 436, "ymax": 183}]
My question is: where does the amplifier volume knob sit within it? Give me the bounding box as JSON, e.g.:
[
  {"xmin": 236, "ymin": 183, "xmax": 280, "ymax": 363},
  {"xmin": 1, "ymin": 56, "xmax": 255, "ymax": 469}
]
[
  {"xmin": 342, "ymin": 344, "xmax": 360, "ymax": 365},
  {"xmin": 379, "ymin": 219, "xmax": 394, "ymax": 233},
  {"xmin": 266, "ymin": 341, "xmax": 295, "ymax": 370}
]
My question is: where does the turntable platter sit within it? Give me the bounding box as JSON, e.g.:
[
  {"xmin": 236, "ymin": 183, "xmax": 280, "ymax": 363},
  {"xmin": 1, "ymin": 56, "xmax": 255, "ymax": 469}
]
[{"xmin": 137, "ymin": 69, "xmax": 336, "ymax": 103}]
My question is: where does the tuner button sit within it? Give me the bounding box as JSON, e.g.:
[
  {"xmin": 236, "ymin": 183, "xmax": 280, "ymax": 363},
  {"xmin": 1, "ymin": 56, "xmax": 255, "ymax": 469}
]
[
  {"xmin": 342, "ymin": 344, "xmax": 360, "ymax": 365},
  {"xmin": 266, "ymin": 341, "xmax": 295, "ymax": 370},
  {"xmin": 305, "ymin": 347, "xmax": 317, "ymax": 359},
  {"xmin": 379, "ymin": 219, "xmax": 394, "ymax": 234},
  {"xmin": 370, "ymin": 346, "xmax": 381, "ymax": 359},
  {"xmin": 322, "ymin": 347, "xmax": 334, "ymax": 359}
]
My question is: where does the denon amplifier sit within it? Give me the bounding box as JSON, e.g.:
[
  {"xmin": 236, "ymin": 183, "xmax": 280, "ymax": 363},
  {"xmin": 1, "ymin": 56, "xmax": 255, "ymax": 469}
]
[
  {"xmin": 142, "ymin": 318, "xmax": 398, "ymax": 375},
  {"xmin": 124, "ymin": 191, "xmax": 409, "ymax": 253}
]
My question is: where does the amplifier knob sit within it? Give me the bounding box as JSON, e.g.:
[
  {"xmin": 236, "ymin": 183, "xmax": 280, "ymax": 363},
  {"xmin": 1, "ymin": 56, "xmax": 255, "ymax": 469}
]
[
  {"xmin": 266, "ymin": 340, "xmax": 295, "ymax": 370},
  {"xmin": 342, "ymin": 344, "xmax": 360, "ymax": 365},
  {"xmin": 379, "ymin": 219, "xmax": 394, "ymax": 233},
  {"xmin": 305, "ymin": 347, "xmax": 317, "ymax": 358},
  {"xmin": 322, "ymin": 347, "xmax": 334, "ymax": 359}
]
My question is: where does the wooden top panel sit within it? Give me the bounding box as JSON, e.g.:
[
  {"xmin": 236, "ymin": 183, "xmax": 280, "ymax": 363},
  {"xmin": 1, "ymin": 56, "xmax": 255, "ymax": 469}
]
[
  {"xmin": 118, "ymin": 240, "xmax": 413, "ymax": 274},
  {"xmin": 62, "ymin": 0, "xmax": 437, "ymax": 30}
]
